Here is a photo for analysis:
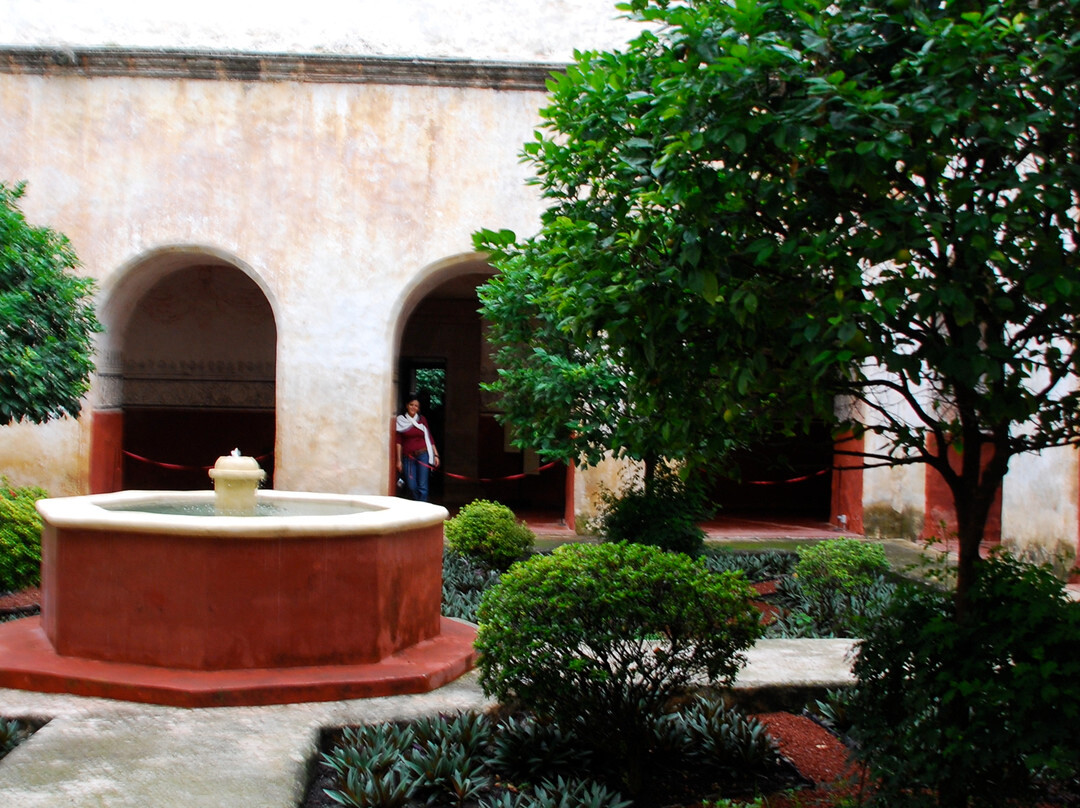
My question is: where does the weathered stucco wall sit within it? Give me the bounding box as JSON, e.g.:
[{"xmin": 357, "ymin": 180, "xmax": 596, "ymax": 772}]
[
  {"xmin": 1002, "ymin": 446, "xmax": 1079, "ymax": 569},
  {"xmin": 1, "ymin": 0, "xmax": 639, "ymax": 64},
  {"xmin": 0, "ymin": 0, "xmax": 649, "ymax": 499},
  {"xmin": 0, "ymin": 67, "xmax": 550, "ymax": 494}
]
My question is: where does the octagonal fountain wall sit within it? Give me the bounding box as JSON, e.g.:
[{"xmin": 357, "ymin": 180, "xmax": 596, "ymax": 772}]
[{"xmin": 0, "ymin": 480, "xmax": 478, "ymax": 707}]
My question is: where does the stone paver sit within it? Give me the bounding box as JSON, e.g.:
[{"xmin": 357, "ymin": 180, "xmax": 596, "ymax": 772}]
[{"xmin": 0, "ymin": 673, "xmax": 494, "ymax": 807}]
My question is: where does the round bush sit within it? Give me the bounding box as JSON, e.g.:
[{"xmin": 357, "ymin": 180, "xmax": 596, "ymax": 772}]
[
  {"xmin": 794, "ymin": 537, "xmax": 889, "ymax": 601},
  {"xmin": 443, "ymin": 499, "xmax": 535, "ymax": 571},
  {"xmin": 596, "ymin": 470, "xmax": 708, "ymax": 556},
  {"xmin": 0, "ymin": 480, "xmax": 48, "ymax": 592},
  {"xmin": 475, "ymin": 542, "xmax": 763, "ymax": 790}
]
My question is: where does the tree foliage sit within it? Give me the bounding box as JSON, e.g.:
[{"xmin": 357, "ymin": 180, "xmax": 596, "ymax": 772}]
[
  {"xmin": 849, "ymin": 552, "xmax": 1080, "ymax": 807},
  {"xmin": 476, "ymin": 0, "xmax": 1080, "ymax": 600},
  {"xmin": 1, "ymin": 182, "xmax": 100, "ymax": 426}
]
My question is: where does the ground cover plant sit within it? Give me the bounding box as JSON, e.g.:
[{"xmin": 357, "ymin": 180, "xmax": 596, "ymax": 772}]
[
  {"xmin": 0, "ymin": 717, "xmax": 41, "ymax": 763},
  {"xmin": 305, "ymin": 694, "xmax": 802, "ymax": 808}
]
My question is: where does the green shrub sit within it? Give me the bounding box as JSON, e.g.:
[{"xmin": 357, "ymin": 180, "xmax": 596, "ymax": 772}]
[
  {"xmin": 0, "ymin": 478, "xmax": 48, "ymax": 592},
  {"xmin": 596, "ymin": 467, "xmax": 710, "ymax": 556},
  {"xmin": 443, "ymin": 499, "xmax": 535, "ymax": 571},
  {"xmin": 475, "ymin": 542, "xmax": 763, "ymax": 794},
  {"xmin": 848, "ymin": 552, "xmax": 1080, "ymax": 807},
  {"xmin": 794, "ymin": 538, "xmax": 889, "ymax": 601}
]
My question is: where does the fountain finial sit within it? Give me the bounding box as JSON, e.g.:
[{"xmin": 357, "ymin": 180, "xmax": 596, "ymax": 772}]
[{"xmin": 209, "ymin": 451, "xmax": 266, "ymax": 515}]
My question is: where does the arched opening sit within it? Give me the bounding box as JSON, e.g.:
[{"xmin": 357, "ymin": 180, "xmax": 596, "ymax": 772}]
[
  {"xmin": 93, "ymin": 255, "xmax": 277, "ymax": 492},
  {"xmin": 395, "ymin": 259, "xmax": 567, "ymax": 520}
]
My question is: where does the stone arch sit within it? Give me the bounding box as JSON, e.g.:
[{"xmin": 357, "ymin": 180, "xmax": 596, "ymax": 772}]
[
  {"xmin": 89, "ymin": 246, "xmax": 278, "ymax": 492},
  {"xmin": 390, "ymin": 253, "xmax": 570, "ymax": 522}
]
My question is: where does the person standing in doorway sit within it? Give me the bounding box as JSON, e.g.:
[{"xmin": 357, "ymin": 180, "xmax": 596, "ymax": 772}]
[{"xmin": 396, "ymin": 394, "xmax": 439, "ymax": 501}]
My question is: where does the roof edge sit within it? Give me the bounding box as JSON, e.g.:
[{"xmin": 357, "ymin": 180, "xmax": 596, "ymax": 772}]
[{"xmin": 0, "ymin": 45, "xmax": 564, "ymax": 91}]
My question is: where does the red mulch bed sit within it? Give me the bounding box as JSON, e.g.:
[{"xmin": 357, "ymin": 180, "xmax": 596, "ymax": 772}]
[
  {"xmin": 0, "ymin": 587, "xmax": 40, "ymax": 611},
  {"xmin": 753, "ymin": 712, "xmax": 869, "ymax": 807}
]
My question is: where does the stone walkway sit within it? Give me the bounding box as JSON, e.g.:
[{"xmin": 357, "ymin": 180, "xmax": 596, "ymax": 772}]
[{"xmin": 0, "ymin": 639, "xmax": 856, "ymax": 807}]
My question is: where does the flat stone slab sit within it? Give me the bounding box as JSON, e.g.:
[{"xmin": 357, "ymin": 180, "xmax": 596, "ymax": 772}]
[
  {"xmin": 0, "ymin": 673, "xmax": 494, "ymax": 808},
  {"xmin": 736, "ymin": 638, "xmax": 856, "ymax": 689}
]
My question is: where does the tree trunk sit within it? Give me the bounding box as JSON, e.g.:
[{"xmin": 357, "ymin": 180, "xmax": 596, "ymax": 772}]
[
  {"xmin": 643, "ymin": 455, "xmax": 659, "ymax": 491},
  {"xmin": 949, "ymin": 434, "xmax": 1009, "ymax": 621}
]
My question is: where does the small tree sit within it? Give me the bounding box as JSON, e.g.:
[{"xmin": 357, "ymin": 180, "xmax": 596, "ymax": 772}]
[
  {"xmin": 443, "ymin": 499, "xmax": 535, "ymax": 571},
  {"xmin": 595, "ymin": 463, "xmax": 710, "ymax": 556},
  {"xmin": 1, "ymin": 182, "xmax": 100, "ymax": 426}
]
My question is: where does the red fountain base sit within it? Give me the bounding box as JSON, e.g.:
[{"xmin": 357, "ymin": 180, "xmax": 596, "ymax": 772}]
[
  {"xmin": 0, "ymin": 616, "xmax": 477, "ymax": 708},
  {"xmin": 0, "ymin": 490, "xmax": 477, "ymax": 707}
]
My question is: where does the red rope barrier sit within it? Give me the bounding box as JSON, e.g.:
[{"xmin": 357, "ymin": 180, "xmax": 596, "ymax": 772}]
[
  {"xmin": 125, "ymin": 449, "xmax": 820, "ymax": 487},
  {"xmin": 744, "ymin": 468, "xmax": 830, "ymax": 485},
  {"xmin": 123, "ymin": 451, "xmax": 274, "ymax": 472},
  {"xmin": 418, "ymin": 459, "xmax": 561, "ymax": 484}
]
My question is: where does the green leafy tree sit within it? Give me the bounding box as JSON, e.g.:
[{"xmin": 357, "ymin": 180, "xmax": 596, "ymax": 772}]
[
  {"xmin": 1, "ymin": 182, "xmax": 100, "ymax": 425},
  {"xmin": 476, "ymin": 0, "xmax": 1080, "ymax": 606}
]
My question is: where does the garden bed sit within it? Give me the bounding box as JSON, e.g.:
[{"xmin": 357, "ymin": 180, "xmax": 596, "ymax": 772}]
[{"xmin": 298, "ymin": 708, "xmax": 865, "ymax": 808}]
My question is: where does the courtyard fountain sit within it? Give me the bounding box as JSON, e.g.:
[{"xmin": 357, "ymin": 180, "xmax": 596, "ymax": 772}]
[{"xmin": 0, "ymin": 453, "xmax": 476, "ymax": 707}]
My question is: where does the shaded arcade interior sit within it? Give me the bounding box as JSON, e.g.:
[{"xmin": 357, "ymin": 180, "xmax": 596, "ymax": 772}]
[{"xmin": 96, "ymin": 259, "xmax": 277, "ymax": 493}]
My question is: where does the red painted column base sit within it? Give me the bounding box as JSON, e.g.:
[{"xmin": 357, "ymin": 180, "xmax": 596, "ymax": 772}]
[
  {"xmin": 831, "ymin": 432, "xmax": 864, "ymax": 534},
  {"xmin": 89, "ymin": 409, "xmax": 125, "ymax": 494}
]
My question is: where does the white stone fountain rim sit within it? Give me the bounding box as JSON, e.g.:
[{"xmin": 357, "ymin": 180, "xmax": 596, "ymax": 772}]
[{"xmin": 36, "ymin": 490, "xmax": 448, "ymax": 537}]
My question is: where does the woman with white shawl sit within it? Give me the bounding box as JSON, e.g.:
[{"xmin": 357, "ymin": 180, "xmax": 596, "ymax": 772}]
[{"xmin": 395, "ymin": 395, "xmax": 439, "ymax": 501}]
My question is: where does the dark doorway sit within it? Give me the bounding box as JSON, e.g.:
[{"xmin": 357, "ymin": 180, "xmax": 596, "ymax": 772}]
[
  {"xmin": 708, "ymin": 422, "xmax": 834, "ymax": 521},
  {"xmin": 123, "ymin": 409, "xmax": 275, "ymax": 490},
  {"xmin": 475, "ymin": 416, "xmax": 567, "ymax": 513},
  {"xmin": 119, "ymin": 264, "xmax": 276, "ymax": 490},
  {"xmin": 396, "ymin": 268, "xmax": 569, "ymax": 519}
]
